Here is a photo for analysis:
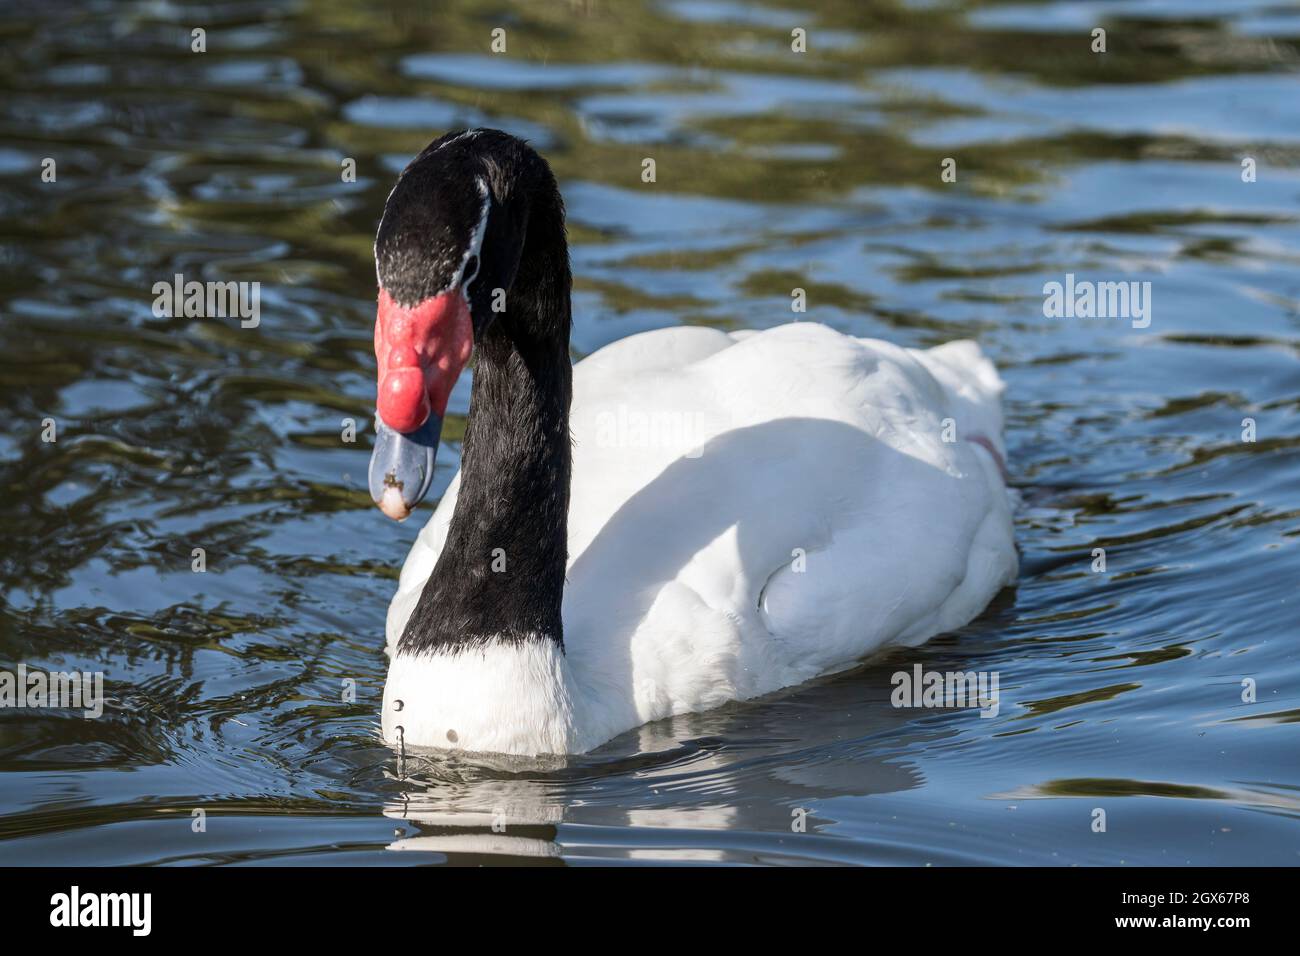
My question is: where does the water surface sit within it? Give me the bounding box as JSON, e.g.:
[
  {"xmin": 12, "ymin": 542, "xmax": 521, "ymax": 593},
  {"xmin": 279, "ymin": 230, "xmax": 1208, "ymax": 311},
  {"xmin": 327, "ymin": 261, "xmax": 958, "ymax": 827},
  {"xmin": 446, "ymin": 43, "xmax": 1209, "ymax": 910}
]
[{"xmin": 1, "ymin": 0, "xmax": 1298, "ymax": 865}]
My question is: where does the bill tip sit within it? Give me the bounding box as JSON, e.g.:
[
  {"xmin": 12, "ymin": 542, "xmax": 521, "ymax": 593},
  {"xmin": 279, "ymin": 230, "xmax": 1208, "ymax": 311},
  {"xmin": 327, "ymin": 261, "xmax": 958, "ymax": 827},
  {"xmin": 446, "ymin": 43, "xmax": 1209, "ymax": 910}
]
[{"xmin": 379, "ymin": 485, "xmax": 411, "ymax": 521}]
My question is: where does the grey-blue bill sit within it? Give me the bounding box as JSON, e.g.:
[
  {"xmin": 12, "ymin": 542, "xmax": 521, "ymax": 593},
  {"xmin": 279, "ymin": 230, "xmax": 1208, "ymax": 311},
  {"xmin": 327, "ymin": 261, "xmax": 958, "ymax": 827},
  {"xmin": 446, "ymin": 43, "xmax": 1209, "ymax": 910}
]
[{"xmin": 369, "ymin": 414, "xmax": 443, "ymax": 521}]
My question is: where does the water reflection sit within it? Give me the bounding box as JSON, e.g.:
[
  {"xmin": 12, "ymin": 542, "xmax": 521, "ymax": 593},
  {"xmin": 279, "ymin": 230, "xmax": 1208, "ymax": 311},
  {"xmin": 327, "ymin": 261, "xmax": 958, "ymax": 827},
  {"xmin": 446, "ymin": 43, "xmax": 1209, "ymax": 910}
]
[{"xmin": 385, "ymin": 665, "xmax": 933, "ymax": 863}]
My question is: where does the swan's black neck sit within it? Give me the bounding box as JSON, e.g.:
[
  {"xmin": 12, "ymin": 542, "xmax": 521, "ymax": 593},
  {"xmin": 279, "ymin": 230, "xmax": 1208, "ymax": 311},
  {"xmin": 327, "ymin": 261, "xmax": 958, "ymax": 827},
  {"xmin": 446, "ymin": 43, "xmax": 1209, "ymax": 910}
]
[{"xmin": 398, "ymin": 136, "xmax": 572, "ymax": 655}]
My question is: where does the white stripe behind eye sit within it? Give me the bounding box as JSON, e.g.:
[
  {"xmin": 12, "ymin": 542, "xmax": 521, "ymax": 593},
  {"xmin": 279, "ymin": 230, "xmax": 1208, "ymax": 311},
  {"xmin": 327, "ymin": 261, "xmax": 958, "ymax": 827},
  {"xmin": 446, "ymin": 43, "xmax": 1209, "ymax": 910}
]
[{"xmin": 458, "ymin": 177, "xmax": 491, "ymax": 294}]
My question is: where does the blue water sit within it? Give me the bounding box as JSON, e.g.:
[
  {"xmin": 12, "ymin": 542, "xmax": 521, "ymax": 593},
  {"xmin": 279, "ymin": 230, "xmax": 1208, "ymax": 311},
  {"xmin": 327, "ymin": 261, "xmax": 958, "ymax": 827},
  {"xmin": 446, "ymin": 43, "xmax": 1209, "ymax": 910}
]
[{"xmin": 0, "ymin": 0, "xmax": 1297, "ymax": 865}]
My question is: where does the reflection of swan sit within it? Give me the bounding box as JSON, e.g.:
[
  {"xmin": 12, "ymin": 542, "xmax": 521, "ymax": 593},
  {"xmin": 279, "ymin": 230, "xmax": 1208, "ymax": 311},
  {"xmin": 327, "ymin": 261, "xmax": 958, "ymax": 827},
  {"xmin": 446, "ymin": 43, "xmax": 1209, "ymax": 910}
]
[
  {"xmin": 381, "ymin": 662, "xmax": 941, "ymax": 861},
  {"xmin": 385, "ymin": 830, "xmax": 562, "ymax": 859},
  {"xmin": 383, "ymin": 780, "xmax": 565, "ymax": 859},
  {"xmin": 383, "ymin": 770, "xmax": 566, "ymax": 829},
  {"xmin": 368, "ymin": 128, "xmax": 1018, "ymax": 755}
]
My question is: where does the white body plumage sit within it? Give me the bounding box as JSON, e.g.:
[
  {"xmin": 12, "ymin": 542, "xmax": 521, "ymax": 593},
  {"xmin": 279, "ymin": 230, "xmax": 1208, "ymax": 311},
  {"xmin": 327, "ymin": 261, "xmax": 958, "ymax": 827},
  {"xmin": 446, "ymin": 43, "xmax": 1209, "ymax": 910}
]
[{"xmin": 382, "ymin": 322, "xmax": 1018, "ymax": 755}]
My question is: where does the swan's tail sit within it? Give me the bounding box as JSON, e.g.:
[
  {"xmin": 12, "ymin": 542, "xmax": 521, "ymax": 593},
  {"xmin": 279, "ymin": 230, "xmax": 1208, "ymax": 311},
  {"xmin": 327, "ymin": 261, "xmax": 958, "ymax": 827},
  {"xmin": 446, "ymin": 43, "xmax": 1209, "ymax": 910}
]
[
  {"xmin": 914, "ymin": 339, "xmax": 1011, "ymax": 484},
  {"xmin": 925, "ymin": 340, "xmax": 1003, "ymax": 403}
]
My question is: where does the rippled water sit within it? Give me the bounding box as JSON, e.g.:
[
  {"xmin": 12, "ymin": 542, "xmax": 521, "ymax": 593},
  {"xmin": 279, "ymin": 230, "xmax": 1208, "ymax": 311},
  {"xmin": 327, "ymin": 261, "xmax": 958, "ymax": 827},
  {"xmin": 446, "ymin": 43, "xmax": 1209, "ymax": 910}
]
[{"xmin": 2, "ymin": 0, "xmax": 1298, "ymax": 865}]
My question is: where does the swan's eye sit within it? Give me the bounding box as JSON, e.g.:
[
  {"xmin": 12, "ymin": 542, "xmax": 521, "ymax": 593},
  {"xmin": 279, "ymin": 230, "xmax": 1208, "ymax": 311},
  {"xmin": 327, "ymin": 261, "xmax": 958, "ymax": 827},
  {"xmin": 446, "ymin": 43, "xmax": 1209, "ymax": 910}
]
[{"xmin": 462, "ymin": 255, "xmax": 480, "ymax": 286}]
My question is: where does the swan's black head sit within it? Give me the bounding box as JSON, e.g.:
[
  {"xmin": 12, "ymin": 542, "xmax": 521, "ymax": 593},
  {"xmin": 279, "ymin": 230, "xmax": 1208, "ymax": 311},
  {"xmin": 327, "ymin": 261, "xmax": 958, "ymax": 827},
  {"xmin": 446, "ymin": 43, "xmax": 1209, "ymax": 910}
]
[{"xmin": 368, "ymin": 128, "xmax": 559, "ymax": 520}]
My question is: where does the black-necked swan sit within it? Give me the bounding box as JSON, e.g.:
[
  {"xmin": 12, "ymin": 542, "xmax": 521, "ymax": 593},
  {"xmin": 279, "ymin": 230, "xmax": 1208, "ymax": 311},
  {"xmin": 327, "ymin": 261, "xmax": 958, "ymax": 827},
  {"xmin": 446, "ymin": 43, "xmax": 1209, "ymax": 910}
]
[{"xmin": 367, "ymin": 128, "xmax": 1018, "ymax": 756}]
